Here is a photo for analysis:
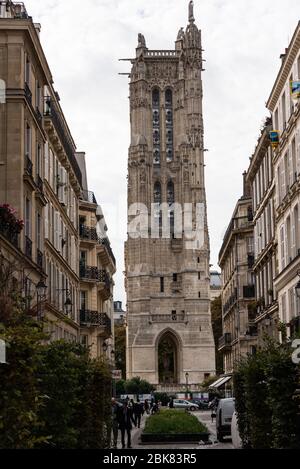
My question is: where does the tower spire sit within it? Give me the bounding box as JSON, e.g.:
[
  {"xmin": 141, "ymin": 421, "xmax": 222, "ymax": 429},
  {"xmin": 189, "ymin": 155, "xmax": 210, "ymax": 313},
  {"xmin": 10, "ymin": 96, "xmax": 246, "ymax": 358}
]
[{"xmin": 188, "ymin": 1, "xmax": 195, "ymax": 23}]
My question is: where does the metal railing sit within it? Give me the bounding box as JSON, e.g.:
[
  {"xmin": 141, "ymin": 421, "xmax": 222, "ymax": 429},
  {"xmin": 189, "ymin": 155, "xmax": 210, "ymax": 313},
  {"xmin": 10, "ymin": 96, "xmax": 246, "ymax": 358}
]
[
  {"xmin": 44, "ymin": 97, "xmax": 82, "ymax": 186},
  {"xmin": 25, "ymin": 235, "xmax": 32, "ymax": 259},
  {"xmin": 223, "ymin": 288, "xmax": 238, "ymax": 315},
  {"xmin": 24, "ymin": 153, "xmax": 33, "ymax": 177},
  {"xmin": 150, "ymin": 312, "xmax": 186, "ymax": 323},
  {"xmin": 79, "ymin": 265, "xmax": 110, "ymax": 289},
  {"xmin": 24, "ymin": 82, "xmax": 32, "ymax": 104},
  {"xmin": 37, "ymin": 248, "xmax": 43, "ymax": 269},
  {"xmin": 79, "ymin": 224, "xmax": 116, "ymax": 266},
  {"xmin": 80, "ymin": 190, "xmax": 97, "ymax": 204},
  {"xmin": 218, "ymin": 333, "xmax": 232, "ymax": 349},
  {"xmin": 80, "ymin": 310, "xmax": 111, "ymax": 332},
  {"xmin": 0, "ymin": 223, "xmax": 19, "ymax": 247}
]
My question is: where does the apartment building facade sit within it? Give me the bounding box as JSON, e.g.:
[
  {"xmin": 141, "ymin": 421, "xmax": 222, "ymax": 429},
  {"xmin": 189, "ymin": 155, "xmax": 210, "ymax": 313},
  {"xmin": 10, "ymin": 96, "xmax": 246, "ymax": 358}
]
[
  {"xmin": 76, "ymin": 152, "xmax": 116, "ymax": 359},
  {"xmin": 218, "ymin": 182, "xmax": 257, "ymax": 374},
  {"xmin": 0, "ymin": 2, "xmax": 115, "ymax": 357},
  {"xmin": 246, "ymin": 119, "xmax": 279, "ymax": 345},
  {"xmin": 266, "ymin": 23, "xmax": 300, "ymax": 338}
]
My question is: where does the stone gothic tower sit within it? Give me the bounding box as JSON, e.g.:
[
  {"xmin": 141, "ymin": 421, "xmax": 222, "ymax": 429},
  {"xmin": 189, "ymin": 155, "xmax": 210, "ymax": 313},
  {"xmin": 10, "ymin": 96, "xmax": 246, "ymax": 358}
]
[{"xmin": 125, "ymin": 2, "xmax": 216, "ymax": 389}]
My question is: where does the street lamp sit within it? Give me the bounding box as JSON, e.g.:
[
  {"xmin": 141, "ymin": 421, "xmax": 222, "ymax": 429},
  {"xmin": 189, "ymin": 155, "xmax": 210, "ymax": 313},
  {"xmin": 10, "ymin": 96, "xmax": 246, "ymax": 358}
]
[
  {"xmin": 185, "ymin": 372, "xmax": 189, "ymax": 399},
  {"xmin": 36, "ymin": 278, "xmax": 47, "ymax": 319},
  {"xmin": 56, "ymin": 289, "xmax": 73, "ymax": 315}
]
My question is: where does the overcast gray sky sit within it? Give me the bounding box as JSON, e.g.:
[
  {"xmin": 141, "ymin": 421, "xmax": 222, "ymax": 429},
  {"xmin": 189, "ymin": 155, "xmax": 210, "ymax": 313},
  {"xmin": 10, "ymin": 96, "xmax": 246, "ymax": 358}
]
[{"xmin": 25, "ymin": 0, "xmax": 300, "ymax": 305}]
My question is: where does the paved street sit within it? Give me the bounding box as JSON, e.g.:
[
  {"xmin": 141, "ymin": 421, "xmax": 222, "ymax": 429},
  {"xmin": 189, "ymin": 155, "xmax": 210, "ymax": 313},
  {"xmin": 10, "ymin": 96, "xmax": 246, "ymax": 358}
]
[{"xmin": 116, "ymin": 410, "xmax": 234, "ymax": 450}]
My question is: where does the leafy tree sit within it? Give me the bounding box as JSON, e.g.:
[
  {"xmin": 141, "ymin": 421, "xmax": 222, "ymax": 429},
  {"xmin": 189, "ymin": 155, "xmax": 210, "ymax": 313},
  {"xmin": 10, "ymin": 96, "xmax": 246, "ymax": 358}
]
[
  {"xmin": 114, "ymin": 324, "xmax": 126, "ymax": 379},
  {"xmin": 0, "ymin": 258, "xmax": 48, "ymax": 449},
  {"xmin": 124, "ymin": 376, "xmax": 155, "ymax": 395}
]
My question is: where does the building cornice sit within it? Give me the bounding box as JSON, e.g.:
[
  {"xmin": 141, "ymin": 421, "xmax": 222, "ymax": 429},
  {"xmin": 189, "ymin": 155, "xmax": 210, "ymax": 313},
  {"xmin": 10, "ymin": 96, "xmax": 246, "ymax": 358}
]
[{"xmin": 266, "ymin": 21, "xmax": 300, "ymax": 111}]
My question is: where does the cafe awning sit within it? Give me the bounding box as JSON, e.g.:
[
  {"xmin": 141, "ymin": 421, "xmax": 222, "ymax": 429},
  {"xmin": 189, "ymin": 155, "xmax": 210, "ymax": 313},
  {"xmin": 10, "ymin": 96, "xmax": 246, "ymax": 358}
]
[{"xmin": 209, "ymin": 375, "xmax": 232, "ymax": 389}]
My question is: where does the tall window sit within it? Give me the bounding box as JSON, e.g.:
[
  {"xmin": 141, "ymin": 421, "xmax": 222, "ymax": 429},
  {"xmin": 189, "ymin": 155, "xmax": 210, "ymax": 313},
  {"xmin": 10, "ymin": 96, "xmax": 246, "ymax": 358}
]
[
  {"xmin": 80, "ymin": 291, "xmax": 86, "ymax": 311},
  {"xmin": 165, "ymin": 89, "xmax": 173, "ymax": 162},
  {"xmin": 36, "ymin": 144, "xmax": 42, "ymax": 177},
  {"xmin": 282, "ymin": 92, "xmax": 286, "ymax": 130},
  {"xmin": 25, "ymin": 56, "xmax": 30, "ymax": 86},
  {"xmin": 36, "ymin": 212, "xmax": 42, "ymax": 250},
  {"xmin": 25, "ymin": 124, "xmax": 31, "ymax": 158},
  {"xmin": 154, "ymin": 181, "xmax": 162, "ymax": 226},
  {"xmin": 152, "ymin": 89, "xmax": 160, "ymax": 165},
  {"xmin": 25, "ymin": 197, "xmax": 31, "ymax": 238},
  {"xmin": 167, "ymin": 180, "xmax": 175, "ymax": 235}
]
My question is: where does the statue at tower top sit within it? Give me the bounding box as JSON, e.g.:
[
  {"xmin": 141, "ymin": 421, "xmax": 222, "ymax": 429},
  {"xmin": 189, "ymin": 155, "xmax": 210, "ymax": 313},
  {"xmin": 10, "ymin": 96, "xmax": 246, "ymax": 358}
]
[
  {"xmin": 137, "ymin": 33, "xmax": 146, "ymax": 48},
  {"xmin": 189, "ymin": 1, "xmax": 195, "ymax": 23}
]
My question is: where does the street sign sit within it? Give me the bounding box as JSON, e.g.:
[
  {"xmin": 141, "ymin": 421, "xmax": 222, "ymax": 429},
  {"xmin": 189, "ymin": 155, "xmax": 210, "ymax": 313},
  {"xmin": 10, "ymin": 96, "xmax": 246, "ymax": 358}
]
[{"xmin": 112, "ymin": 369, "xmax": 122, "ymax": 380}]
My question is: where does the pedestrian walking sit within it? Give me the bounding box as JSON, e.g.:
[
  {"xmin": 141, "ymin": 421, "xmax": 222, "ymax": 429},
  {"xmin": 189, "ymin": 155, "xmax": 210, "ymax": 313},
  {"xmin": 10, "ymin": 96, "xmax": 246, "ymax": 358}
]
[
  {"xmin": 144, "ymin": 399, "xmax": 150, "ymax": 415},
  {"xmin": 111, "ymin": 398, "xmax": 121, "ymax": 449},
  {"xmin": 134, "ymin": 398, "xmax": 143, "ymax": 428},
  {"xmin": 169, "ymin": 397, "xmax": 174, "ymax": 409},
  {"xmin": 118, "ymin": 400, "xmax": 136, "ymax": 449}
]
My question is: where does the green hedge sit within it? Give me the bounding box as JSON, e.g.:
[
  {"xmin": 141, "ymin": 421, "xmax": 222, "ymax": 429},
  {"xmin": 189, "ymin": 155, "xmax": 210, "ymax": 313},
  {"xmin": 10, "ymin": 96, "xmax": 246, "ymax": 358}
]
[
  {"xmin": 144, "ymin": 409, "xmax": 207, "ymax": 434},
  {"xmin": 233, "ymin": 339, "xmax": 300, "ymax": 449}
]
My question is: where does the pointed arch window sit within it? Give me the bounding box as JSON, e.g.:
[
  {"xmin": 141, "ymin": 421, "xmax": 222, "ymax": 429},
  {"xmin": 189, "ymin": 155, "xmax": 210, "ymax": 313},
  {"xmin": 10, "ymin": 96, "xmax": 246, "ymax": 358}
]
[
  {"xmin": 167, "ymin": 180, "xmax": 175, "ymax": 235},
  {"xmin": 152, "ymin": 89, "xmax": 160, "ymax": 165},
  {"xmin": 165, "ymin": 89, "xmax": 173, "ymax": 162}
]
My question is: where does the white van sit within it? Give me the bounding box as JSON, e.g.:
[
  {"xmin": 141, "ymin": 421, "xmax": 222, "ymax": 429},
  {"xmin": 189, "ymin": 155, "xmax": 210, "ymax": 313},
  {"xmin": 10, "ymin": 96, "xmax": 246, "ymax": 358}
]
[{"xmin": 216, "ymin": 398, "xmax": 235, "ymax": 442}]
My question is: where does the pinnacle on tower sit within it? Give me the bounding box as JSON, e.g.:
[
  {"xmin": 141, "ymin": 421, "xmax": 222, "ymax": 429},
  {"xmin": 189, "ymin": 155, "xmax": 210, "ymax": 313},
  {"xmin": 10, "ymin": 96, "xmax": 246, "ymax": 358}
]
[{"xmin": 189, "ymin": 0, "xmax": 195, "ymax": 23}]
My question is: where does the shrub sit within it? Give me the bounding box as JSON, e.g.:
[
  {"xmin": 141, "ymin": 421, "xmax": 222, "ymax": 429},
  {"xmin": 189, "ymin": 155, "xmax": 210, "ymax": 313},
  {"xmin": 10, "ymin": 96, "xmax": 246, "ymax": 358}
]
[{"xmin": 144, "ymin": 409, "xmax": 207, "ymax": 434}]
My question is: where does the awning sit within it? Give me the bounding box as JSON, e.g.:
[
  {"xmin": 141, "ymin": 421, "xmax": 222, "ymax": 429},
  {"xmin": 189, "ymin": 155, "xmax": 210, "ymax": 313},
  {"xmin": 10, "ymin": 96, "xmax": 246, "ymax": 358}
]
[{"xmin": 209, "ymin": 375, "xmax": 232, "ymax": 389}]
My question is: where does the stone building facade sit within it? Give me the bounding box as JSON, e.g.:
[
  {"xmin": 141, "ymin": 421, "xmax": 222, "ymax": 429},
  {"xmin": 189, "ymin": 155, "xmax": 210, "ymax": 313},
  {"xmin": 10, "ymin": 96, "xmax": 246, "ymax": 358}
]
[
  {"xmin": 0, "ymin": 1, "xmax": 115, "ymax": 359},
  {"xmin": 246, "ymin": 119, "xmax": 279, "ymax": 345},
  {"xmin": 125, "ymin": 2, "xmax": 215, "ymax": 388},
  {"xmin": 266, "ymin": 23, "xmax": 300, "ymax": 338},
  {"xmin": 218, "ymin": 181, "xmax": 257, "ymax": 374}
]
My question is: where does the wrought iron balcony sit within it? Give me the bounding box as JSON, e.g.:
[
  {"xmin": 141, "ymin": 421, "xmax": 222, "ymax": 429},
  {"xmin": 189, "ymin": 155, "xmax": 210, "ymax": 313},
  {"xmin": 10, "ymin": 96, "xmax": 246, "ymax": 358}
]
[
  {"xmin": 24, "ymin": 153, "xmax": 33, "ymax": 177},
  {"xmin": 37, "ymin": 248, "xmax": 43, "ymax": 269},
  {"xmin": 80, "ymin": 190, "xmax": 97, "ymax": 204},
  {"xmin": 25, "ymin": 235, "xmax": 32, "ymax": 259},
  {"xmin": 223, "ymin": 288, "xmax": 238, "ymax": 315},
  {"xmin": 24, "ymin": 82, "xmax": 32, "ymax": 104},
  {"xmin": 218, "ymin": 333, "xmax": 232, "ymax": 351},
  {"xmin": 80, "ymin": 310, "xmax": 111, "ymax": 332},
  {"xmin": 44, "ymin": 97, "xmax": 82, "ymax": 186},
  {"xmin": 79, "ymin": 224, "xmax": 98, "ymax": 241},
  {"xmin": 80, "ymin": 225, "xmax": 116, "ymax": 266},
  {"xmin": 79, "ymin": 265, "xmax": 110, "ymax": 288},
  {"xmin": 0, "ymin": 223, "xmax": 19, "ymax": 247}
]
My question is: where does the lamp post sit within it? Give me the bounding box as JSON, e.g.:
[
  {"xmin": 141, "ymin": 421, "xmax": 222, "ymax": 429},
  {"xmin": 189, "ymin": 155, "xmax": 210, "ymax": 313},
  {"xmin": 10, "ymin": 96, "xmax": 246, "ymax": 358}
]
[
  {"xmin": 56, "ymin": 289, "xmax": 73, "ymax": 316},
  {"xmin": 36, "ymin": 278, "xmax": 47, "ymax": 319},
  {"xmin": 185, "ymin": 372, "xmax": 189, "ymax": 399}
]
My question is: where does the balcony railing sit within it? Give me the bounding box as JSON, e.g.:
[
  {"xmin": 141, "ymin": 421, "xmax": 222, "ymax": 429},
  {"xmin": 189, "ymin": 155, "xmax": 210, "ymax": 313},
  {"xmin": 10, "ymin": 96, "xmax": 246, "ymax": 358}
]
[
  {"xmin": 79, "ymin": 265, "xmax": 110, "ymax": 289},
  {"xmin": 80, "ymin": 310, "xmax": 111, "ymax": 332},
  {"xmin": 79, "ymin": 225, "xmax": 116, "ymax": 266},
  {"xmin": 218, "ymin": 333, "xmax": 232, "ymax": 350},
  {"xmin": 25, "ymin": 235, "xmax": 32, "ymax": 259},
  {"xmin": 37, "ymin": 248, "xmax": 43, "ymax": 269},
  {"xmin": 24, "ymin": 153, "xmax": 33, "ymax": 177},
  {"xmin": 79, "ymin": 224, "xmax": 98, "ymax": 241},
  {"xmin": 80, "ymin": 190, "xmax": 97, "ymax": 204},
  {"xmin": 0, "ymin": 2, "xmax": 30, "ymax": 19},
  {"xmin": 44, "ymin": 97, "xmax": 82, "ymax": 186},
  {"xmin": 223, "ymin": 288, "xmax": 238, "ymax": 315},
  {"xmin": 24, "ymin": 82, "xmax": 32, "ymax": 104},
  {"xmin": 150, "ymin": 313, "xmax": 186, "ymax": 323},
  {"xmin": 0, "ymin": 223, "xmax": 19, "ymax": 247}
]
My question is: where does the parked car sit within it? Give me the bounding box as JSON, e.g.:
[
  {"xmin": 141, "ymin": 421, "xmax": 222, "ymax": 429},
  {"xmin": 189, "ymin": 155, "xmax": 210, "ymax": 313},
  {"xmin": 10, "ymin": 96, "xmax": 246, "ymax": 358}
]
[
  {"xmin": 216, "ymin": 398, "xmax": 235, "ymax": 442},
  {"xmin": 189, "ymin": 398, "xmax": 209, "ymax": 410},
  {"xmin": 168, "ymin": 399, "xmax": 199, "ymax": 411}
]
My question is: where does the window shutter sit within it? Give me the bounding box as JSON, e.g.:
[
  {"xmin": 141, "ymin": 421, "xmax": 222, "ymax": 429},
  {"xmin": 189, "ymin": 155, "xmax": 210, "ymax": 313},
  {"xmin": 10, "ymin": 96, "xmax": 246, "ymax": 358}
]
[
  {"xmin": 281, "ymin": 160, "xmax": 286, "ymax": 198},
  {"xmin": 291, "ymin": 210, "xmax": 296, "ymax": 259},
  {"xmin": 49, "ymin": 149, "xmax": 53, "ymax": 190}
]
